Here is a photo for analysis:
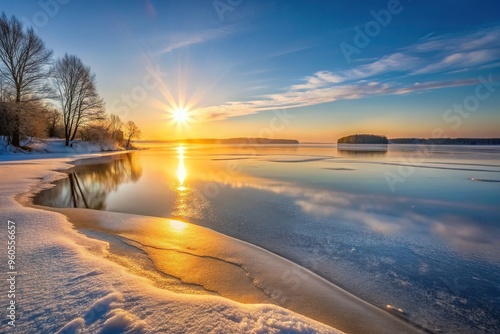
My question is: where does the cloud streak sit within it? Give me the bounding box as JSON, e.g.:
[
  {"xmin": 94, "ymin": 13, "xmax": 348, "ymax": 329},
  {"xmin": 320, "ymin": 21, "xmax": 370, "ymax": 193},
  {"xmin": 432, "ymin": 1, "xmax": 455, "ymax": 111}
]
[
  {"xmin": 193, "ymin": 78, "xmax": 480, "ymax": 121},
  {"xmin": 411, "ymin": 25, "xmax": 500, "ymax": 53},
  {"xmin": 410, "ymin": 25, "xmax": 500, "ymax": 74},
  {"xmin": 414, "ymin": 48, "xmax": 500, "ymax": 74},
  {"xmin": 157, "ymin": 25, "xmax": 238, "ymax": 55},
  {"xmin": 291, "ymin": 53, "xmax": 420, "ymax": 90},
  {"xmin": 192, "ymin": 25, "xmax": 500, "ymax": 121}
]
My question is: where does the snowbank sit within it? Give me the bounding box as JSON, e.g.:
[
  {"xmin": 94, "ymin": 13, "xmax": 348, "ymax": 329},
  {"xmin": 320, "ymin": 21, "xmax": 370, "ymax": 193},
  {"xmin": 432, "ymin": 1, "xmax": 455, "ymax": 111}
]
[{"xmin": 0, "ymin": 138, "xmax": 126, "ymax": 162}]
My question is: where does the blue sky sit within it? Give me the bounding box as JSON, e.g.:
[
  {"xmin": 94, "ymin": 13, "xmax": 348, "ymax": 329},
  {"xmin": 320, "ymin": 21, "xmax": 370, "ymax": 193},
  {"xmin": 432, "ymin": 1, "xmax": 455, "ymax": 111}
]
[{"xmin": 3, "ymin": 0, "xmax": 500, "ymax": 141}]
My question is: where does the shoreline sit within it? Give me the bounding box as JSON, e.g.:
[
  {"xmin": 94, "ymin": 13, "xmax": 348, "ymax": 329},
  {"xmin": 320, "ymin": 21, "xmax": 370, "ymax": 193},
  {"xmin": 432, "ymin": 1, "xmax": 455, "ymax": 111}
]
[{"xmin": 17, "ymin": 154, "xmax": 427, "ymax": 334}]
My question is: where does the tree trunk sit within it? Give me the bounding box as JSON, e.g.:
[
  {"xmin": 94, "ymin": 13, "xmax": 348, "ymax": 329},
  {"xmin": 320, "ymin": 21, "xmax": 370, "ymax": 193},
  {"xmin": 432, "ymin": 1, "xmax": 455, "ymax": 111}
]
[
  {"xmin": 64, "ymin": 124, "xmax": 70, "ymax": 146},
  {"xmin": 10, "ymin": 91, "xmax": 22, "ymax": 147},
  {"xmin": 11, "ymin": 113, "xmax": 20, "ymax": 147}
]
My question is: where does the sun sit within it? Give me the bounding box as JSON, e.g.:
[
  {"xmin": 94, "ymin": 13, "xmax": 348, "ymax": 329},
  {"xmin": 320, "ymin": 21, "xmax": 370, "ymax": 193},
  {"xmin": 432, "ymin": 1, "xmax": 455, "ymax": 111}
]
[{"xmin": 172, "ymin": 107, "xmax": 189, "ymax": 124}]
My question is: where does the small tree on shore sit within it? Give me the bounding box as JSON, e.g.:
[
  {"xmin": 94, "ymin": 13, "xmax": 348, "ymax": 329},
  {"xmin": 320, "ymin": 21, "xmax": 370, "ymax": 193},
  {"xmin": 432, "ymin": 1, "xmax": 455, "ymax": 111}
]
[
  {"xmin": 106, "ymin": 114, "xmax": 124, "ymax": 143},
  {"xmin": 51, "ymin": 54, "xmax": 105, "ymax": 146},
  {"xmin": 124, "ymin": 121, "xmax": 141, "ymax": 149}
]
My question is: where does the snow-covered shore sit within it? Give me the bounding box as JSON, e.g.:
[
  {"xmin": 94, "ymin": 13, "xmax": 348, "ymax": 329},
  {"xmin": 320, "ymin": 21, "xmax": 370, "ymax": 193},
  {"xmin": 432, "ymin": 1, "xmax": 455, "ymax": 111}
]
[
  {"xmin": 0, "ymin": 154, "xmax": 345, "ymax": 333},
  {"xmin": 0, "ymin": 138, "xmax": 134, "ymax": 162}
]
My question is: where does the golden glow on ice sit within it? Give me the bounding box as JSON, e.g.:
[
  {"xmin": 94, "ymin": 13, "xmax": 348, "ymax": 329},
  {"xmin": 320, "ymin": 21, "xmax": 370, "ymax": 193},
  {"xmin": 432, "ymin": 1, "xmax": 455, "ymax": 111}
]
[
  {"xmin": 169, "ymin": 219, "xmax": 187, "ymax": 233},
  {"xmin": 176, "ymin": 146, "xmax": 187, "ymax": 189}
]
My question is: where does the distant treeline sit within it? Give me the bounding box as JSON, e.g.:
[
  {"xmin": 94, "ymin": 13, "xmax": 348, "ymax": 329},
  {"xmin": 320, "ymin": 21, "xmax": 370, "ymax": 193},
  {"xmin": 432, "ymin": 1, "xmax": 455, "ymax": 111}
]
[
  {"xmin": 337, "ymin": 134, "xmax": 389, "ymax": 144},
  {"xmin": 166, "ymin": 138, "xmax": 299, "ymax": 145},
  {"xmin": 390, "ymin": 138, "xmax": 500, "ymax": 145}
]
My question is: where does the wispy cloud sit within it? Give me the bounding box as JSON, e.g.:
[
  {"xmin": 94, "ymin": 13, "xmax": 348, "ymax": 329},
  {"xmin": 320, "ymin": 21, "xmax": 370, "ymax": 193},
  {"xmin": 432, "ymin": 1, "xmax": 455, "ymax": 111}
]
[
  {"xmin": 192, "ymin": 25, "xmax": 500, "ymax": 121},
  {"xmin": 157, "ymin": 25, "xmax": 238, "ymax": 55},
  {"xmin": 266, "ymin": 44, "xmax": 314, "ymax": 59},
  {"xmin": 414, "ymin": 49, "xmax": 500, "ymax": 74},
  {"xmin": 411, "ymin": 26, "xmax": 500, "ymax": 53},
  {"xmin": 409, "ymin": 26, "xmax": 500, "ymax": 74},
  {"xmin": 291, "ymin": 53, "xmax": 419, "ymax": 90},
  {"xmin": 237, "ymin": 69, "xmax": 275, "ymax": 76},
  {"xmin": 392, "ymin": 78, "xmax": 480, "ymax": 95},
  {"xmin": 418, "ymin": 32, "xmax": 435, "ymax": 41},
  {"xmin": 143, "ymin": 0, "xmax": 156, "ymax": 18},
  {"xmin": 193, "ymin": 79, "xmax": 478, "ymax": 121}
]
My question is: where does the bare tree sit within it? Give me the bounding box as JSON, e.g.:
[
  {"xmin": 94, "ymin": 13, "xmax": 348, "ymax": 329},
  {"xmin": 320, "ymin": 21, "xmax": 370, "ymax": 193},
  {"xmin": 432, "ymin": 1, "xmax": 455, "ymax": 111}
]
[
  {"xmin": 0, "ymin": 13, "xmax": 53, "ymax": 146},
  {"xmin": 106, "ymin": 114, "xmax": 123, "ymax": 142},
  {"xmin": 124, "ymin": 121, "xmax": 141, "ymax": 149},
  {"xmin": 51, "ymin": 54, "xmax": 105, "ymax": 146}
]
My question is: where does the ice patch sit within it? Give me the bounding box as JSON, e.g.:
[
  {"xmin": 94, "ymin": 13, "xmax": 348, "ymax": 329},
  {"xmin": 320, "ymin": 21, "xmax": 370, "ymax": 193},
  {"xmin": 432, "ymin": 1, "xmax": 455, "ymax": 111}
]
[
  {"xmin": 268, "ymin": 157, "xmax": 333, "ymax": 163},
  {"xmin": 324, "ymin": 167, "xmax": 355, "ymax": 171}
]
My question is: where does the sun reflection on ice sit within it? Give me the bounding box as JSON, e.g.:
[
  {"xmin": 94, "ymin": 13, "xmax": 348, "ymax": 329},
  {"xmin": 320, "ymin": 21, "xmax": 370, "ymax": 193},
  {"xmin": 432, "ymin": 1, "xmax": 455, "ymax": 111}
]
[
  {"xmin": 171, "ymin": 144, "xmax": 211, "ymax": 220},
  {"xmin": 169, "ymin": 220, "xmax": 187, "ymax": 233},
  {"xmin": 174, "ymin": 145, "xmax": 189, "ymax": 217},
  {"xmin": 177, "ymin": 145, "xmax": 187, "ymax": 190}
]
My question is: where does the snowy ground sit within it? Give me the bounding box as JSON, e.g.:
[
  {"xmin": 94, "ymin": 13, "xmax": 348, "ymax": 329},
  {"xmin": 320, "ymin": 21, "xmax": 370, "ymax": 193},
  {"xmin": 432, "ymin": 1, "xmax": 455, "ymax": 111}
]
[
  {"xmin": 0, "ymin": 154, "xmax": 343, "ymax": 333},
  {"xmin": 0, "ymin": 138, "xmax": 126, "ymax": 161}
]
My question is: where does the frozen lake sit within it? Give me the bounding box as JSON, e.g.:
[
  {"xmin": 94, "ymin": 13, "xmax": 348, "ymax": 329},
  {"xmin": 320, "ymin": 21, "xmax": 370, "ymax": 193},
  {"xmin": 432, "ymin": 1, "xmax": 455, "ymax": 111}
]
[{"xmin": 35, "ymin": 144, "xmax": 500, "ymax": 333}]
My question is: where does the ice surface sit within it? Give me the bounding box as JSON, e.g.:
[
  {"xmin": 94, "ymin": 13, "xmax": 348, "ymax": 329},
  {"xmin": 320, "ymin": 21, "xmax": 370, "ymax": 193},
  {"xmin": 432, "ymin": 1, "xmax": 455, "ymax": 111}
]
[{"xmin": 54, "ymin": 144, "xmax": 497, "ymax": 334}]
